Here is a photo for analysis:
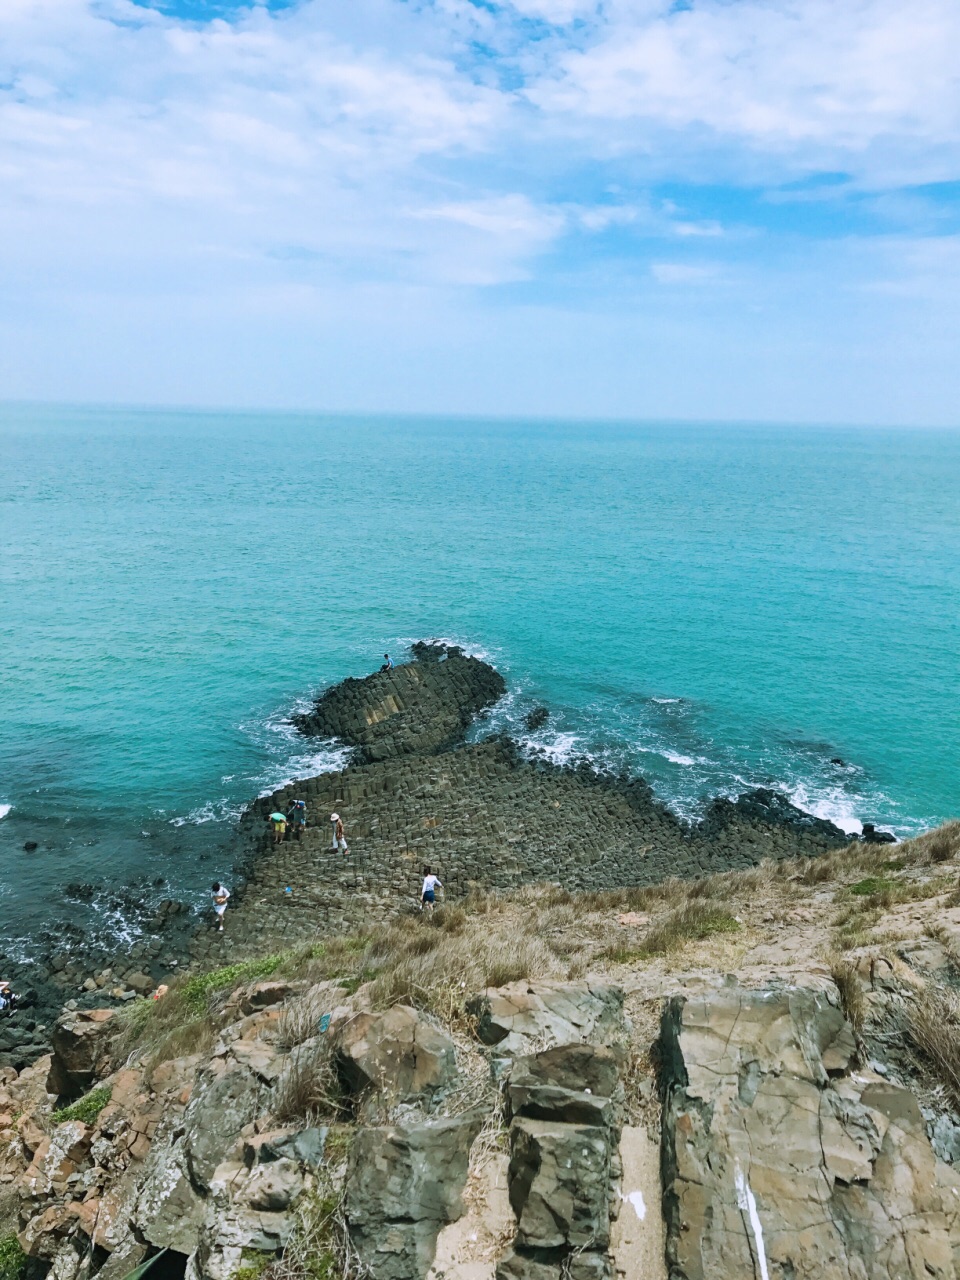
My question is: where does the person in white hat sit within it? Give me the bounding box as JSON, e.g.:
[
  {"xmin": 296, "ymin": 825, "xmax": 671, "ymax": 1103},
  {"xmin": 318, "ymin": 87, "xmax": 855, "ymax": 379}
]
[{"xmin": 330, "ymin": 813, "xmax": 348, "ymax": 854}]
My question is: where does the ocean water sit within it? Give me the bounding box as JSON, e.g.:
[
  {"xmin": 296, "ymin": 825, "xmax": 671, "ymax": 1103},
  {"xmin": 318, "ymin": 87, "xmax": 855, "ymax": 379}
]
[{"xmin": 2, "ymin": 405, "xmax": 959, "ymax": 956}]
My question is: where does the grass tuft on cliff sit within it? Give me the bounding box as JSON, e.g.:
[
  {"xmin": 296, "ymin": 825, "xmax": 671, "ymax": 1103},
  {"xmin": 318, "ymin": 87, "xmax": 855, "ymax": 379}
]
[
  {"xmin": 52, "ymin": 1085, "xmax": 112, "ymax": 1127},
  {"xmin": 0, "ymin": 1234, "xmax": 25, "ymax": 1280}
]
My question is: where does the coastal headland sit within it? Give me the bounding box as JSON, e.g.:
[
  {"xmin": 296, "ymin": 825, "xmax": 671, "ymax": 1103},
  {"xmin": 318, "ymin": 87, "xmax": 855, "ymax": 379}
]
[
  {"xmin": 192, "ymin": 642, "xmax": 884, "ymax": 967},
  {"xmin": 2, "ymin": 643, "xmax": 890, "ymax": 1067},
  {"xmin": 4, "ymin": 643, "xmax": 960, "ymax": 1279}
]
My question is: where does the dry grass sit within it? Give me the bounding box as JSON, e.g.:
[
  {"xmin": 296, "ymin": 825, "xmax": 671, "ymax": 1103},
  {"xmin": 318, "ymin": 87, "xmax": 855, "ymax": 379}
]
[
  {"xmin": 902, "ymin": 982, "xmax": 960, "ymax": 1112},
  {"xmin": 262, "ymin": 1169, "xmax": 362, "ymax": 1280},
  {"xmin": 271, "ymin": 1041, "xmax": 344, "ymax": 1125},
  {"xmin": 276, "ymin": 990, "xmax": 342, "ymax": 1053},
  {"xmin": 900, "ymin": 821, "xmax": 960, "ymax": 866},
  {"xmin": 635, "ymin": 900, "xmax": 740, "ymax": 958},
  {"xmin": 830, "ymin": 957, "xmax": 866, "ymax": 1040}
]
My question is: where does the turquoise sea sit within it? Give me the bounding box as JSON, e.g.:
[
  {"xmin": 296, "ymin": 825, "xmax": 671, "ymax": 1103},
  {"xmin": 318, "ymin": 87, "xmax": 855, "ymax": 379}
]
[{"xmin": 1, "ymin": 405, "xmax": 959, "ymax": 957}]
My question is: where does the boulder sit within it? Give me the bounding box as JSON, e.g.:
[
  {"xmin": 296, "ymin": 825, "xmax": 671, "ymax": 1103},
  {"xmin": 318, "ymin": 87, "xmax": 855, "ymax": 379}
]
[
  {"xmin": 468, "ymin": 981, "xmax": 627, "ymax": 1057},
  {"xmin": 46, "ymin": 1007, "xmax": 116, "ymax": 1098},
  {"xmin": 506, "ymin": 1043, "xmax": 621, "ymax": 1129},
  {"xmin": 183, "ymin": 1066, "xmax": 263, "ymax": 1192},
  {"xmin": 240, "ymin": 1158, "xmax": 304, "ymax": 1212},
  {"xmin": 335, "ymin": 1005, "xmax": 458, "ymax": 1102},
  {"xmin": 661, "ymin": 983, "xmax": 960, "ymax": 1280},
  {"xmin": 125, "ymin": 973, "xmax": 154, "ymax": 995},
  {"xmin": 496, "ymin": 1249, "xmax": 612, "ymax": 1280},
  {"xmin": 293, "ymin": 643, "xmax": 506, "ymax": 761},
  {"xmin": 347, "ymin": 1112, "xmax": 484, "ymax": 1280},
  {"xmin": 508, "ymin": 1118, "xmax": 612, "ymax": 1251},
  {"xmin": 236, "ymin": 980, "xmax": 309, "ymax": 1016}
]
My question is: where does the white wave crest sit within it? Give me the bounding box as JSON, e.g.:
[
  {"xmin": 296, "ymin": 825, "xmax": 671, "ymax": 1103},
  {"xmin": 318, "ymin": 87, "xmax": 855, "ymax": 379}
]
[
  {"xmin": 0, "ymin": 804, "xmax": 11, "ymax": 820},
  {"xmin": 170, "ymin": 798, "xmax": 246, "ymax": 827},
  {"xmin": 782, "ymin": 782, "xmax": 866, "ymax": 835},
  {"xmin": 255, "ymin": 741, "xmax": 354, "ymax": 797},
  {"xmin": 523, "ymin": 731, "xmax": 583, "ymax": 766}
]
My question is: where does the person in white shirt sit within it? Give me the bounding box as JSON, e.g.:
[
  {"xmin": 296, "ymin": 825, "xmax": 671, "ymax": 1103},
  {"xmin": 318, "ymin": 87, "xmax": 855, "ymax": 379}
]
[
  {"xmin": 420, "ymin": 866, "xmax": 442, "ymax": 911},
  {"xmin": 211, "ymin": 882, "xmax": 230, "ymax": 932}
]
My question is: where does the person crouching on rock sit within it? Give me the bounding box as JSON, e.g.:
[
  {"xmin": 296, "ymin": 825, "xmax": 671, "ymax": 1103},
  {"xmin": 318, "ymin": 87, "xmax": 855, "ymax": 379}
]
[
  {"xmin": 330, "ymin": 813, "xmax": 348, "ymax": 855},
  {"xmin": 0, "ymin": 981, "xmax": 19, "ymax": 1015},
  {"xmin": 211, "ymin": 882, "xmax": 230, "ymax": 932},
  {"xmin": 288, "ymin": 799, "xmax": 307, "ymax": 841},
  {"xmin": 420, "ymin": 867, "xmax": 442, "ymax": 912},
  {"xmin": 380, "ymin": 653, "xmax": 393, "ymax": 671}
]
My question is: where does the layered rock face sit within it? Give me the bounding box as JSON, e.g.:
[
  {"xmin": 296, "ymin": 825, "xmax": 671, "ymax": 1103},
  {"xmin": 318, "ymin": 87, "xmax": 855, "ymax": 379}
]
[
  {"xmin": 661, "ymin": 983, "xmax": 960, "ymax": 1279},
  {"xmin": 293, "ymin": 643, "xmax": 507, "ymax": 762},
  {"xmin": 8, "ymin": 962, "xmax": 960, "ymax": 1280}
]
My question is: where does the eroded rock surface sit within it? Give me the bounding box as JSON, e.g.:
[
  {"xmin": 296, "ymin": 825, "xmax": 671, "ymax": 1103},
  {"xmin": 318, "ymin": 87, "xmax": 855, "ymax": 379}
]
[
  {"xmin": 46, "ymin": 1007, "xmax": 116, "ymax": 1099},
  {"xmin": 469, "ymin": 981, "xmax": 628, "ymax": 1058},
  {"xmin": 661, "ymin": 983, "xmax": 960, "ymax": 1280}
]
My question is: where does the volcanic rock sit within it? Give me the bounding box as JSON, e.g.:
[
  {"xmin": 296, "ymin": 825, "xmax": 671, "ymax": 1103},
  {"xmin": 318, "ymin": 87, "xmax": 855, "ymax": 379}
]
[{"xmin": 293, "ymin": 643, "xmax": 506, "ymax": 762}]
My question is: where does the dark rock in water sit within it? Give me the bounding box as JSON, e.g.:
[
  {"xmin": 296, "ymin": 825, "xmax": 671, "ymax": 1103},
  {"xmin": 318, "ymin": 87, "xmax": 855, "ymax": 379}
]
[
  {"xmin": 830, "ymin": 757, "xmax": 846, "ymax": 767},
  {"xmin": 525, "ymin": 707, "xmax": 550, "ymax": 732},
  {"xmin": 293, "ymin": 641, "xmax": 506, "ymax": 762},
  {"xmin": 861, "ymin": 822, "xmax": 897, "ymax": 844},
  {"xmin": 65, "ymin": 883, "xmax": 96, "ymax": 901},
  {"xmin": 23, "ymin": 841, "xmax": 38, "ymax": 852},
  {"xmin": 698, "ymin": 787, "xmax": 848, "ymax": 846}
]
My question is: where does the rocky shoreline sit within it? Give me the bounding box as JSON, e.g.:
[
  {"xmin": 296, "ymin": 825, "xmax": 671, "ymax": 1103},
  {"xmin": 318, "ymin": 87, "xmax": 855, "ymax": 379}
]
[{"xmin": 3, "ymin": 643, "xmax": 894, "ymax": 1069}]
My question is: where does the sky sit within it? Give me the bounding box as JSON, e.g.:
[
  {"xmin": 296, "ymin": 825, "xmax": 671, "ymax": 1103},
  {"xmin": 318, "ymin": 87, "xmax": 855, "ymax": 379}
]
[{"xmin": 1, "ymin": 0, "xmax": 959, "ymax": 422}]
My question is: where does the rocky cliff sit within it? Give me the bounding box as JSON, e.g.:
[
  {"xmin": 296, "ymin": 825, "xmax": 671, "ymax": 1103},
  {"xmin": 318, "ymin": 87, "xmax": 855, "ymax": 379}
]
[{"xmin": 5, "ymin": 819, "xmax": 960, "ymax": 1279}]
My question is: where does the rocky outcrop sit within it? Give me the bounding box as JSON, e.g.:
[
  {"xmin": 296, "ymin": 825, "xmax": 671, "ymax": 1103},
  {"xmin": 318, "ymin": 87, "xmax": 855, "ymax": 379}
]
[
  {"xmin": 496, "ymin": 1041, "xmax": 625, "ymax": 1280},
  {"xmin": 334, "ymin": 1004, "xmax": 458, "ymax": 1104},
  {"xmin": 293, "ymin": 643, "xmax": 506, "ymax": 762},
  {"xmin": 347, "ymin": 1113, "xmax": 485, "ymax": 1280},
  {"xmin": 469, "ymin": 980, "xmax": 628, "ymax": 1059},
  {"xmin": 698, "ymin": 787, "xmax": 849, "ymax": 845},
  {"xmin": 46, "ymin": 1007, "xmax": 117, "ymax": 1098},
  {"xmin": 660, "ymin": 982, "xmax": 960, "ymax": 1279}
]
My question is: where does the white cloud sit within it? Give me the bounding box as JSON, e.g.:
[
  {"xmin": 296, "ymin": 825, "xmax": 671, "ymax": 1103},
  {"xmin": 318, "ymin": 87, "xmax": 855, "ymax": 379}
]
[
  {"xmin": 1, "ymin": 0, "xmax": 960, "ymax": 415},
  {"xmin": 526, "ymin": 0, "xmax": 960, "ymax": 179}
]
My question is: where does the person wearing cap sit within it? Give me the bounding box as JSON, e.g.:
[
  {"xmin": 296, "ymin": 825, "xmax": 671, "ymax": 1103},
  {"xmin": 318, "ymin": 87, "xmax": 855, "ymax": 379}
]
[{"xmin": 330, "ymin": 813, "xmax": 348, "ymax": 854}]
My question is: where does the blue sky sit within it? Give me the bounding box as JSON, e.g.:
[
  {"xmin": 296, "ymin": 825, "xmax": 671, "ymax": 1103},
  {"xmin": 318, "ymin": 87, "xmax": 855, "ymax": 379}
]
[{"xmin": 1, "ymin": 0, "xmax": 959, "ymax": 422}]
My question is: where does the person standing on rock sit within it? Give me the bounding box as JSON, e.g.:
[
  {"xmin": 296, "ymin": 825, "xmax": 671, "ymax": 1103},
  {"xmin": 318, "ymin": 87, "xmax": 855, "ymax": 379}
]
[
  {"xmin": 330, "ymin": 812, "xmax": 348, "ymax": 855},
  {"xmin": 420, "ymin": 866, "xmax": 442, "ymax": 912},
  {"xmin": 211, "ymin": 882, "xmax": 230, "ymax": 932}
]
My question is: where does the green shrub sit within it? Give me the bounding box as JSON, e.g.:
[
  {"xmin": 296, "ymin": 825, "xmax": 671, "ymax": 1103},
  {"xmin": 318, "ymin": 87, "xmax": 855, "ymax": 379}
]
[
  {"xmin": 849, "ymin": 877, "xmax": 897, "ymax": 897},
  {"xmin": 180, "ymin": 955, "xmax": 285, "ymax": 1015},
  {"xmin": 234, "ymin": 1249, "xmax": 275, "ymax": 1280},
  {"xmin": 52, "ymin": 1085, "xmax": 112, "ymax": 1126},
  {"xmin": 0, "ymin": 1234, "xmax": 25, "ymax": 1280}
]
